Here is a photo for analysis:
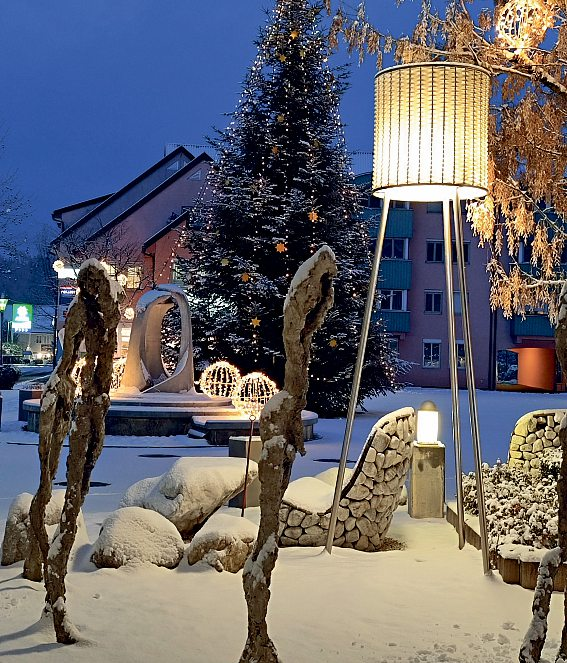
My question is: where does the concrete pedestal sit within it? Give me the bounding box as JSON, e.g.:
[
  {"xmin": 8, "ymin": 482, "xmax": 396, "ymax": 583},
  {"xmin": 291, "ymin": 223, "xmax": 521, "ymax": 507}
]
[
  {"xmin": 228, "ymin": 435, "xmax": 263, "ymax": 508},
  {"xmin": 409, "ymin": 441, "xmax": 445, "ymax": 519}
]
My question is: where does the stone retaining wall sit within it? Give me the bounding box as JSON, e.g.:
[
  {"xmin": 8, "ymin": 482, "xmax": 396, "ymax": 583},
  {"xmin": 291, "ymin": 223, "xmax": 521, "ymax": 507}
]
[
  {"xmin": 508, "ymin": 409, "xmax": 566, "ymax": 473},
  {"xmin": 278, "ymin": 407, "xmax": 415, "ymax": 552}
]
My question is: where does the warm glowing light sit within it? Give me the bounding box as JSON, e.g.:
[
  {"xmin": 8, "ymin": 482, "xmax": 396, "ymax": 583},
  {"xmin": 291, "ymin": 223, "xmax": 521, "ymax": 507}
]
[
  {"xmin": 416, "ymin": 401, "xmax": 439, "ymax": 444},
  {"xmin": 373, "ymin": 62, "xmax": 490, "ymax": 202},
  {"xmin": 123, "ymin": 307, "xmax": 135, "ymax": 321},
  {"xmin": 496, "ymin": 0, "xmax": 554, "ymax": 51},
  {"xmin": 117, "ymin": 273, "xmax": 128, "ymax": 287},
  {"xmin": 199, "ymin": 360, "xmax": 242, "ymax": 399},
  {"xmin": 52, "ymin": 259, "xmax": 65, "ymax": 273},
  {"xmin": 110, "ymin": 356, "xmax": 127, "ymax": 392},
  {"xmin": 233, "ymin": 372, "xmax": 278, "ymax": 419}
]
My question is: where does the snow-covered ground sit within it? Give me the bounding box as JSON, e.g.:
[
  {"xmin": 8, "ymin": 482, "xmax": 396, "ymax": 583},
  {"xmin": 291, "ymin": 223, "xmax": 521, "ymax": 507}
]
[{"xmin": 1, "ymin": 386, "xmax": 566, "ymax": 662}]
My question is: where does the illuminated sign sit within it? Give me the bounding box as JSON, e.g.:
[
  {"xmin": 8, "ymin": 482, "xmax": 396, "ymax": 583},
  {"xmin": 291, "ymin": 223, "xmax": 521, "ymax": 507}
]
[{"xmin": 12, "ymin": 303, "xmax": 33, "ymax": 333}]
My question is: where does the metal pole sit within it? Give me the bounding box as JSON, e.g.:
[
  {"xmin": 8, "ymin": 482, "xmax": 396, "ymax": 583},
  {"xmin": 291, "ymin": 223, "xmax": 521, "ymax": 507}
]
[
  {"xmin": 452, "ymin": 193, "xmax": 491, "ymax": 574},
  {"xmin": 442, "ymin": 197, "xmax": 465, "ymax": 549},
  {"xmin": 0, "ymin": 310, "xmax": 3, "ymax": 367},
  {"xmin": 325, "ymin": 195, "xmax": 391, "ymax": 553},
  {"xmin": 52, "ymin": 277, "xmax": 60, "ymax": 368},
  {"xmin": 241, "ymin": 416, "xmax": 255, "ymax": 517}
]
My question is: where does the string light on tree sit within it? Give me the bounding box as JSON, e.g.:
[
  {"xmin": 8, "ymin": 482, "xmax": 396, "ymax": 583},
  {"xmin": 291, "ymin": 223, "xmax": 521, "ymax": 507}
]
[
  {"xmin": 199, "ymin": 360, "xmax": 242, "ymax": 399},
  {"xmin": 232, "ymin": 371, "xmax": 278, "ymax": 419}
]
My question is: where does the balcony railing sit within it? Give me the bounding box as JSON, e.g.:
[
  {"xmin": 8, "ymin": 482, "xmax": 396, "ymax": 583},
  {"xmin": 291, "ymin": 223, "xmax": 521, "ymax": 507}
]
[
  {"xmin": 378, "ymin": 259, "xmax": 412, "ymax": 290},
  {"xmin": 512, "ymin": 315, "xmax": 554, "ymax": 338},
  {"xmin": 374, "ymin": 310, "xmax": 411, "ymax": 333}
]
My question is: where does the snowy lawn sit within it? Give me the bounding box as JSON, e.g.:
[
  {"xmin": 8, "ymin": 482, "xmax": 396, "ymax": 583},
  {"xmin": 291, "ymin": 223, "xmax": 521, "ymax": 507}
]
[{"xmin": 1, "ymin": 387, "xmax": 567, "ymax": 662}]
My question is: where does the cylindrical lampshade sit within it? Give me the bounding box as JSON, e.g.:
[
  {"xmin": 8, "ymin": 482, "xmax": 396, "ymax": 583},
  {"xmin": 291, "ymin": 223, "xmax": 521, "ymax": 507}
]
[{"xmin": 373, "ymin": 62, "xmax": 490, "ymax": 202}]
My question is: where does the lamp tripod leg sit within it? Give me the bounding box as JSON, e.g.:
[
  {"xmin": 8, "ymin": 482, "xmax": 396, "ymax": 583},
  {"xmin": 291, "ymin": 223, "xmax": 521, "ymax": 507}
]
[
  {"xmin": 443, "ymin": 198, "xmax": 465, "ymax": 549},
  {"xmin": 324, "ymin": 195, "xmax": 391, "ymax": 554},
  {"xmin": 452, "ymin": 194, "xmax": 491, "ymax": 575}
]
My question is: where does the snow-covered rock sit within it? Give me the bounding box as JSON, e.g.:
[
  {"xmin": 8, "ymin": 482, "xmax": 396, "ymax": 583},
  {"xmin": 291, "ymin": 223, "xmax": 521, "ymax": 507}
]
[
  {"xmin": 120, "ymin": 457, "xmax": 259, "ymax": 537},
  {"xmin": 187, "ymin": 511, "xmax": 258, "ymax": 573},
  {"xmin": 1, "ymin": 490, "xmax": 87, "ymax": 566},
  {"xmin": 91, "ymin": 507, "xmax": 185, "ymax": 569}
]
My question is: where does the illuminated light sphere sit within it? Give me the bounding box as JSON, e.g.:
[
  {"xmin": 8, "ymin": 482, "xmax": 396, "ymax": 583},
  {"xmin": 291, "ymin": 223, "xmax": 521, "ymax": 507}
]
[
  {"xmin": 199, "ymin": 360, "xmax": 242, "ymax": 399},
  {"xmin": 497, "ymin": 0, "xmax": 554, "ymax": 51},
  {"xmin": 117, "ymin": 273, "xmax": 128, "ymax": 287},
  {"xmin": 52, "ymin": 259, "xmax": 64, "ymax": 273},
  {"xmin": 124, "ymin": 307, "xmax": 135, "ymax": 321},
  {"xmin": 232, "ymin": 371, "xmax": 278, "ymax": 419},
  {"xmin": 373, "ymin": 62, "xmax": 490, "ymax": 202}
]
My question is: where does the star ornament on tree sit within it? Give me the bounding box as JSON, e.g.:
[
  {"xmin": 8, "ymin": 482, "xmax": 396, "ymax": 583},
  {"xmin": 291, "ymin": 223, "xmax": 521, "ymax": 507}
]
[
  {"xmin": 221, "ymin": 258, "xmax": 230, "ymax": 266},
  {"xmin": 278, "ymin": 54, "xmax": 287, "ymax": 62},
  {"xmin": 329, "ymin": 338, "xmax": 338, "ymax": 348},
  {"xmin": 308, "ymin": 209, "xmax": 319, "ymax": 222},
  {"xmin": 271, "ymin": 145, "xmax": 280, "ymax": 155},
  {"xmin": 277, "ymin": 114, "xmax": 285, "ymax": 123},
  {"xmin": 241, "ymin": 272, "xmax": 251, "ymax": 282},
  {"xmin": 290, "ymin": 30, "xmax": 299, "ymax": 39},
  {"xmin": 275, "ymin": 242, "xmax": 287, "ymax": 253},
  {"xmin": 251, "ymin": 317, "xmax": 261, "ymax": 327}
]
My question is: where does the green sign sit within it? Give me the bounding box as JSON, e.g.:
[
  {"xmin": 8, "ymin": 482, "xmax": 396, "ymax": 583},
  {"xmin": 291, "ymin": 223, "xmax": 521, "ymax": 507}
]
[{"xmin": 12, "ymin": 303, "xmax": 33, "ymax": 332}]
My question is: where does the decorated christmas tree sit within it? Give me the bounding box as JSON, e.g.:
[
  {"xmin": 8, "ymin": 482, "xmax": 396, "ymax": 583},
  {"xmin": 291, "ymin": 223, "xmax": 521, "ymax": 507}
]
[{"xmin": 184, "ymin": 0, "xmax": 401, "ymax": 416}]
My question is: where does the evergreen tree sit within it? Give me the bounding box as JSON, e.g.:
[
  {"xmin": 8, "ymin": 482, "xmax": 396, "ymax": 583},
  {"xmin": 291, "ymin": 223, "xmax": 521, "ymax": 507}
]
[{"xmin": 185, "ymin": 0, "xmax": 401, "ymax": 416}]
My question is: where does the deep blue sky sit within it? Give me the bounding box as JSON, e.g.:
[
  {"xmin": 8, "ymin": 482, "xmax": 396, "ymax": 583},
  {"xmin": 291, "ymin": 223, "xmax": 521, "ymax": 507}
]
[{"xmin": 0, "ymin": 1, "xmax": 419, "ymax": 247}]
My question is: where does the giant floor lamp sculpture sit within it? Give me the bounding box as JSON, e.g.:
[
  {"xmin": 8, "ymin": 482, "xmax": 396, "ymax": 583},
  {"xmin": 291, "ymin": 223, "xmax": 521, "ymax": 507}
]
[{"xmin": 325, "ymin": 62, "xmax": 491, "ymax": 574}]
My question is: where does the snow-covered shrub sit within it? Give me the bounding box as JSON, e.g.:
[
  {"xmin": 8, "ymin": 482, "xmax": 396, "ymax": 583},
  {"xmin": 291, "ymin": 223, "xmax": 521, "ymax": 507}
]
[
  {"xmin": 463, "ymin": 462, "xmax": 558, "ymax": 551},
  {"xmin": 540, "ymin": 448, "xmax": 562, "ymax": 482},
  {"xmin": 0, "ymin": 365, "xmax": 21, "ymax": 389}
]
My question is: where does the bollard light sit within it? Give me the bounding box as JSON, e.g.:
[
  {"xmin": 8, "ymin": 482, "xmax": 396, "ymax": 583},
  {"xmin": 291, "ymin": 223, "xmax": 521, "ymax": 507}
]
[{"xmin": 416, "ymin": 401, "xmax": 440, "ymax": 445}]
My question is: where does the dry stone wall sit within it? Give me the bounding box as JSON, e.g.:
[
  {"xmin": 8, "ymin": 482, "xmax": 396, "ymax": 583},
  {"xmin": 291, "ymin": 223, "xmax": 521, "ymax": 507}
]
[
  {"xmin": 278, "ymin": 407, "xmax": 415, "ymax": 552},
  {"xmin": 508, "ymin": 409, "xmax": 566, "ymax": 473}
]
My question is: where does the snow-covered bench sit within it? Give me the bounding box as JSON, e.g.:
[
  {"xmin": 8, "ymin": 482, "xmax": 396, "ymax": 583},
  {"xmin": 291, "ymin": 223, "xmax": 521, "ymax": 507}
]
[{"xmin": 278, "ymin": 407, "xmax": 415, "ymax": 552}]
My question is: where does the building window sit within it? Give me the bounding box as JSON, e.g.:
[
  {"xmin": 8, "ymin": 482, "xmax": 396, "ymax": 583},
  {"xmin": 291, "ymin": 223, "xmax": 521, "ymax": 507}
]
[
  {"xmin": 382, "ymin": 238, "xmax": 408, "ymax": 260},
  {"xmin": 392, "ymin": 200, "xmax": 411, "ymax": 209},
  {"xmin": 426, "ymin": 240, "xmax": 443, "ymax": 263},
  {"xmin": 456, "ymin": 341, "xmax": 466, "ymax": 369},
  {"xmin": 378, "ymin": 289, "xmax": 406, "ymax": 311},
  {"xmin": 425, "ymin": 290, "xmax": 443, "ymax": 314},
  {"xmin": 451, "ymin": 241, "xmax": 470, "ymax": 264},
  {"xmin": 427, "ymin": 202, "xmax": 443, "ymax": 213},
  {"xmin": 388, "ymin": 337, "xmax": 399, "ymax": 354},
  {"xmin": 423, "ymin": 340, "xmax": 441, "ymax": 369},
  {"xmin": 171, "ymin": 259, "xmax": 185, "ymax": 283},
  {"xmin": 126, "ymin": 266, "xmax": 142, "ymax": 289},
  {"xmin": 519, "ymin": 241, "xmax": 532, "ymax": 264}
]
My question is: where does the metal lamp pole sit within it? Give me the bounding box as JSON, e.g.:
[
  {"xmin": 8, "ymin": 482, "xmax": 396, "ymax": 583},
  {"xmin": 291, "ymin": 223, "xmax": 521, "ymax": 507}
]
[
  {"xmin": 52, "ymin": 260, "xmax": 64, "ymax": 368},
  {"xmin": 325, "ymin": 195, "xmax": 390, "ymax": 553},
  {"xmin": 0, "ymin": 297, "xmax": 8, "ymax": 367}
]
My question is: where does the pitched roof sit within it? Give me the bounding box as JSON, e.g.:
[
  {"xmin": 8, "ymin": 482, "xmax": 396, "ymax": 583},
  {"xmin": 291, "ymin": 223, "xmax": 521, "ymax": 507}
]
[
  {"xmin": 142, "ymin": 208, "xmax": 191, "ymax": 252},
  {"xmin": 54, "ymin": 145, "xmax": 200, "ymax": 242},
  {"xmin": 51, "ymin": 194, "xmax": 114, "ymax": 224}
]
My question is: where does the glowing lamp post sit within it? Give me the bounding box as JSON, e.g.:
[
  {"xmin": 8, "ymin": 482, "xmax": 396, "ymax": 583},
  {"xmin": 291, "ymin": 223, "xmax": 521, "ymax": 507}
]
[
  {"xmin": 326, "ymin": 62, "xmax": 490, "ymax": 573},
  {"xmin": 416, "ymin": 401, "xmax": 439, "ymax": 445},
  {"xmin": 0, "ymin": 297, "xmax": 8, "ymax": 366}
]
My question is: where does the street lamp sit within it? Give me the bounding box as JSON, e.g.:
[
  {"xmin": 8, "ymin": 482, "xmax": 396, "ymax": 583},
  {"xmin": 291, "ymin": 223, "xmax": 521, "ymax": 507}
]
[
  {"xmin": 326, "ymin": 62, "xmax": 491, "ymax": 574},
  {"xmin": 0, "ymin": 296, "xmax": 8, "ymax": 366},
  {"xmin": 416, "ymin": 401, "xmax": 440, "ymax": 445}
]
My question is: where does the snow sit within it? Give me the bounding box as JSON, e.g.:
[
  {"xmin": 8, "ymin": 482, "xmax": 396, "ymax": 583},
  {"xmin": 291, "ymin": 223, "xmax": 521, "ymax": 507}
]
[
  {"xmin": 2, "ymin": 387, "xmax": 567, "ymax": 661},
  {"xmin": 135, "ymin": 290, "xmax": 168, "ymax": 313},
  {"xmin": 189, "ymin": 511, "xmax": 258, "ymax": 546},
  {"xmin": 91, "ymin": 507, "xmax": 185, "ymax": 568},
  {"xmin": 283, "ymin": 476, "xmax": 335, "ymax": 512},
  {"xmin": 120, "ymin": 457, "xmax": 259, "ymax": 533}
]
